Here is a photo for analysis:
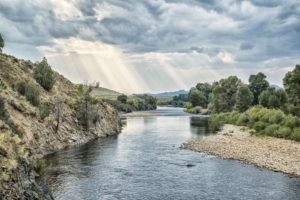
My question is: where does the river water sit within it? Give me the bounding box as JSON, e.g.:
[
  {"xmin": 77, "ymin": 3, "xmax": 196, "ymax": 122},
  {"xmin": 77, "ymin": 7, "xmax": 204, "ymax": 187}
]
[{"xmin": 42, "ymin": 107, "xmax": 300, "ymax": 200}]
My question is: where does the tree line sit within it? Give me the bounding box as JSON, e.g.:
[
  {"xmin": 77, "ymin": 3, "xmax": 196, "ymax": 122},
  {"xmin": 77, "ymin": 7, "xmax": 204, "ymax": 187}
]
[
  {"xmin": 172, "ymin": 65, "xmax": 300, "ymax": 117},
  {"xmin": 172, "ymin": 65, "xmax": 300, "ymax": 141},
  {"xmin": 104, "ymin": 94, "xmax": 157, "ymax": 113}
]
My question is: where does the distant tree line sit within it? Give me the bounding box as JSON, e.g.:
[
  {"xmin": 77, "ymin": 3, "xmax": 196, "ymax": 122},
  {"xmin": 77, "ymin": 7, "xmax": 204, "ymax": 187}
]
[{"xmin": 104, "ymin": 94, "xmax": 157, "ymax": 113}]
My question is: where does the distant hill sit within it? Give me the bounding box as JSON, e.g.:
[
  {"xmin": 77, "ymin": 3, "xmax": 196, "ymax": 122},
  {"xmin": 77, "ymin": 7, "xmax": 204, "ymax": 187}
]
[
  {"xmin": 92, "ymin": 87, "xmax": 122, "ymax": 100},
  {"xmin": 150, "ymin": 90, "xmax": 188, "ymax": 97}
]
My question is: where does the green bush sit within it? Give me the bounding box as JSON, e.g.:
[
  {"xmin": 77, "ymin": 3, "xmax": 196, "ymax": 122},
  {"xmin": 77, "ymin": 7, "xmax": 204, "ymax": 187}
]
[
  {"xmin": 290, "ymin": 128, "xmax": 300, "ymax": 141},
  {"xmin": 39, "ymin": 103, "xmax": 50, "ymax": 120},
  {"xmin": 236, "ymin": 113, "xmax": 248, "ymax": 126},
  {"xmin": 16, "ymin": 81, "xmax": 27, "ymax": 95},
  {"xmin": 210, "ymin": 106, "xmax": 300, "ymax": 141},
  {"xmin": 262, "ymin": 124, "xmax": 280, "ymax": 136},
  {"xmin": 34, "ymin": 57, "xmax": 55, "ymax": 91},
  {"xmin": 0, "ymin": 97, "xmax": 6, "ymax": 118},
  {"xmin": 275, "ymin": 127, "xmax": 291, "ymax": 138},
  {"xmin": 283, "ymin": 115, "xmax": 300, "ymax": 128},
  {"xmin": 253, "ymin": 121, "xmax": 267, "ymax": 132},
  {"xmin": 268, "ymin": 110, "xmax": 285, "ymax": 124},
  {"xmin": 25, "ymin": 84, "xmax": 40, "ymax": 106},
  {"xmin": 117, "ymin": 95, "xmax": 127, "ymax": 104},
  {"xmin": 16, "ymin": 81, "xmax": 40, "ymax": 106},
  {"xmin": 209, "ymin": 113, "xmax": 228, "ymax": 132}
]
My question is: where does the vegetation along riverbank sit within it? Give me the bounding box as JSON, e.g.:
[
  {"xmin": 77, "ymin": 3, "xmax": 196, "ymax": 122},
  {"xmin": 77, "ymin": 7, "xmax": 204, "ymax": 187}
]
[{"xmin": 180, "ymin": 64, "xmax": 300, "ymax": 175}]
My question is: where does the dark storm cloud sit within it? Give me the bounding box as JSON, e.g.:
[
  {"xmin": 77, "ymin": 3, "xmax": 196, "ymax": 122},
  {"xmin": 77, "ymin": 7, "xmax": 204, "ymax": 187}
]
[
  {"xmin": 240, "ymin": 43, "xmax": 254, "ymax": 50},
  {"xmin": 0, "ymin": 0, "xmax": 299, "ymax": 64}
]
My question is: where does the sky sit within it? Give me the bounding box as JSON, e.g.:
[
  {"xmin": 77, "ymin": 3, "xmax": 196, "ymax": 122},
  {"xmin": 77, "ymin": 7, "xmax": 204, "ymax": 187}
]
[{"xmin": 0, "ymin": 0, "xmax": 299, "ymax": 93}]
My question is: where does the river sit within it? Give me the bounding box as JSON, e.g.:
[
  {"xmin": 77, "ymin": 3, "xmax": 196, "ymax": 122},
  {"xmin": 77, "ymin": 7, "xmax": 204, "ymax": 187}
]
[{"xmin": 41, "ymin": 107, "xmax": 300, "ymax": 200}]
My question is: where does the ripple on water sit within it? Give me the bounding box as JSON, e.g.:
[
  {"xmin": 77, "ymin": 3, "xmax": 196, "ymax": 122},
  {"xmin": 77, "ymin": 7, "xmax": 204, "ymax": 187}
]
[{"xmin": 42, "ymin": 107, "xmax": 300, "ymax": 200}]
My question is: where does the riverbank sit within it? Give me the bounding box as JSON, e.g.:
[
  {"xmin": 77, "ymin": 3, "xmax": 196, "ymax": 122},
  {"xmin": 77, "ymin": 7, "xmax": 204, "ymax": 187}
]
[
  {"xmin": 120, "ymin": 111, "xmax": 157, "ymax": 117},
  {"xmin": 182, "ymin": 124, "xmax": 300, "ymax": 176},
  {"xmin": 0, "ymin": 53, "xmax": 121, "ymax": 199}
]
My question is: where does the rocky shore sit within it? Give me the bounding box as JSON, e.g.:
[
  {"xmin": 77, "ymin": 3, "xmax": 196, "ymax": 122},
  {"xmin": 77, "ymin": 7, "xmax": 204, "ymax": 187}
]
[{"xmin": 182, "ymin": 124, "xmax": 300, "ymax": 176}]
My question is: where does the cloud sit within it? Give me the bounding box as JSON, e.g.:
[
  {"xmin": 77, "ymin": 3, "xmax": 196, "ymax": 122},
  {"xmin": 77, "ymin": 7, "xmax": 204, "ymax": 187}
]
[
  {"xmin": 217, "ymin": 52, "xmax": 235, "ymax": 64},
  {"xmin": 0, "ymin": 0, "xmax": 299, "ymax": 92}
]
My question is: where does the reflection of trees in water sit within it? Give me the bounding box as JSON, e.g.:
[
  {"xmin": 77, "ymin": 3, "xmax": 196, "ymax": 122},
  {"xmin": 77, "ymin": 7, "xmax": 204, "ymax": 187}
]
[
  {"xmin": 189, "ymin": 117, "xmax": 211, "ymax": 135},
  {"xmin": 39, "ymin": 136, "xmax": 119, "ymax": 195}
]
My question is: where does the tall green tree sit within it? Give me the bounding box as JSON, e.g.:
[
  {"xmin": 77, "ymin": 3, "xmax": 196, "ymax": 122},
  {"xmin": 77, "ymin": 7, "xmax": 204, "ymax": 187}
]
[
  {"xmin": 211, "ymin": 76, "xmax": 241, "ymax": 113},
  {"xmin": 195, "ymin": 82, "xmax": 212, "ymax": 108},
  {"xmin": 235, "ymin": 84, "xmax": 254, "ymax": 112},
  {"xmin": 210, "ymin": 85, "xmax": 227, "ymax": 113},
  {"xmin": 34, "ymin": 57, "xmax": 55, "ymax": 91},
  {"xmin": 0, "ymin": 33, "xmax": 4, "ymax": 52},
  {"xmin": 258, "ymin": 88, "xmax": 287, "ymax": 109},
  {"xmin": 283, "ymin": 65, "xmax": 300, "ymax": 116},
  {"xmin": 249, "ymin": 72, "xmax": 269, "ymax": 105},
  {"xmin": 188, "ymin": 88, "xmax": 206, "ymax": 107}
]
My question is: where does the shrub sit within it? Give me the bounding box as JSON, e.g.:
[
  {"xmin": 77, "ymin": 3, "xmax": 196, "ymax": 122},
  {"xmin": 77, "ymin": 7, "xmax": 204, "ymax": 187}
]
[
  {"xmin": 275, "ymin": 127, "xmax": 291, "ymax": 138},
  {"xmin": 0, "ymin": 97, "xmax": 6, "ymax": 118},
  {"xmin": 16, "ymin": 81, "xmax": 27, "ymax": 95},
  {"xmin": 117, "ymin": 95, "xmax": 127, "ymax": 104},
  {"xmin": 263, "ymin": 124, "xmax": 280, "ymax": 136},
  {"xmin": 253, "ymin": 121, "xmax": 267, "ymax": 132},
  {"xmin": 34, "ymin": 57, "xmax": 55, "ymax": 91},
  {"xmin": 39, "ymin": 103, "xmax": 50, "ymax": 120},
  {"xmin": 290, "ymin": 128, "xmax": 300, "ymax": 141},
  {"xmin": 283, "ymin": 115, "xmax": 300, "ymax": 129},
  {"xmin": 25, "ymin": 84, "xmax": 40, "ymax": 106},
  {"xmin": 268, "ymin": 110, "xmax": 285, "ymax": 124},
  {"xmin": 236, "ymin": 113, "xmax": 248, "ymax": 126},
  {"xmin": 227, "ymin": 111, "xmax": 240, "ymax": 123},
  {"xmin": 209, "ymin": 113, "xmax": 228, "ymax": 132}
]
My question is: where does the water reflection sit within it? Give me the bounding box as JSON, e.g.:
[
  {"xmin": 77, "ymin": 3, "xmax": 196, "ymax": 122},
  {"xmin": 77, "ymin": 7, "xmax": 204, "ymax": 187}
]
[
  {"xmin": 189, "ymin": 117, "xmax": 211, "ymax": 136},
  {"xmin": 41, "ymin": 107, "xmax": 300, "ymax": 200}
]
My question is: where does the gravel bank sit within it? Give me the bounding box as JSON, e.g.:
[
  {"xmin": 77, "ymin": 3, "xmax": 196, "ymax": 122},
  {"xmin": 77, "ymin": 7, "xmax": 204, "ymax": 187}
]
[{"xmin": 182, "ymin": 124, "xmax": 300, "ymax": 176}]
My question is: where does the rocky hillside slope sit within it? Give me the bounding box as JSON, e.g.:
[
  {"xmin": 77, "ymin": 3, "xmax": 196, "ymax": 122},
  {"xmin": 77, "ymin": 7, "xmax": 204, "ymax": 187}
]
[{"xmin": 0, "ymin": 53, "xmax": 121, "ymax": 199}]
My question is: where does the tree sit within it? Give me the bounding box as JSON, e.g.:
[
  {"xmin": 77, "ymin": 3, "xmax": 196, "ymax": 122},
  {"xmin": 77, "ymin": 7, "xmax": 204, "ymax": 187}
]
[
  {"xmin": 210, "ymin": 84, "xmax": 227, "ymax": 113},
  {"xmin": 188, "ymin": 88, "xmax": 206, "ymax": 107},
  {"xmin": 117, "ymin": 94, "xmax": 128, "ymax": 104},
  {"xmin": 258, "ymin": 88, "xmax": 287, "ymax": 109},
  {"xmin": 76, "ymin": 85, "xmax": 100, "ymax": 130},
  {"xmin": 235, "ymin": 84, "xmax": 254, "ymax": 112},
  {"xmin": 195, "ymin": 82, "xmax": 212, "ymax": 108},
  {"xmin": 210, "ymin": 76, "xmax": 241, "ymax": 113},
  {"xmin": 34, "ymin": 57, "xmax": 55, "ymax": 91},
  {"xmin": 249, "ymin": 72, "xmax": 269, "ymax": 105},
  {"xmin": 283, "ymin": 65, "xmax": 300, "ymax": 116},
  {"xmin": 0, "ymin": 33, "xmax": 4, "ymax": 52}
]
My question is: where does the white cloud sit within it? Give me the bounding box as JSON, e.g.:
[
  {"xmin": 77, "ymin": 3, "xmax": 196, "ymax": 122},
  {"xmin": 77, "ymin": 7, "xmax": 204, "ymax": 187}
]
[{"xmin": 217, "ymin": 52, "xmax": 235, "ymax": 63}]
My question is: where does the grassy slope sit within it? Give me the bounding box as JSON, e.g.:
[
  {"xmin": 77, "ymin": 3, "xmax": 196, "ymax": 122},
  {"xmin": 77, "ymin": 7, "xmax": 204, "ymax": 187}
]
[{"xmin": 0, "ymin": 53, "xmax": 120, "ymax": 199}]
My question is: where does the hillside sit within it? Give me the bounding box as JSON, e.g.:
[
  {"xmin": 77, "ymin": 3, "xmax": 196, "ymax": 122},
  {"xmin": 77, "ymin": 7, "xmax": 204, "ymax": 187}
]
[
  {"xmin": 151, "ymin": 90, "xmax": 188, "ymax": 97},
  {"xmin": 92, "ymin": 86, "xmax": 121, "ymax": 100},
  {"xmin": 0, "ymin": 53, "xmax": 121, "ymax": 199}
]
